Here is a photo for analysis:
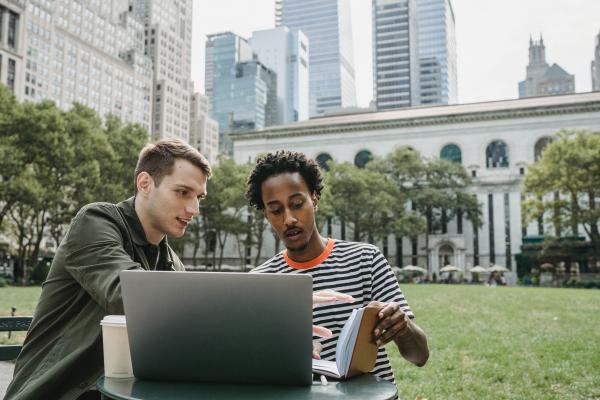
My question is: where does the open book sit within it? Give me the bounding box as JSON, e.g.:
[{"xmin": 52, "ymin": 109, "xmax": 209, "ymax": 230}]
[{"xmin": 312, "ymin": 305, "xmax": 379, "ymax": 379}]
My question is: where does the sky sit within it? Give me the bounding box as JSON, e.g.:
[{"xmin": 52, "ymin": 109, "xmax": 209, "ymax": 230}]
[{"xmin": 190, "ymin": 0, "xmax": 600, "ymax": 106}]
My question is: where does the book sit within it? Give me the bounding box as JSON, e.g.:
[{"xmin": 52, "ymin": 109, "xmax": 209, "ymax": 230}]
[{"xmin": 312, "ymin": 305, "xmax": 379, "ymax": 379}]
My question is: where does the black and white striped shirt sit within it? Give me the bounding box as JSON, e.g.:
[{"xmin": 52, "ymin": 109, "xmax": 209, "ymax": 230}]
[{"xmin": 252, "ymin": 239, "xmax": 414, "ymax": 384}]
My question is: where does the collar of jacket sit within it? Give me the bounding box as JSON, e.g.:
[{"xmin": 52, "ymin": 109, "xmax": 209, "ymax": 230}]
[{"xmin": 118, "ymin": 196, "xmax": 162, "ymax": 247}]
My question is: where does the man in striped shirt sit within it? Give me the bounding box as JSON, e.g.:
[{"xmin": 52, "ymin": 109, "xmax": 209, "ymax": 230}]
[{"xmin": 247, "ymin": 150, "xmax": 429, "ymax": 384}]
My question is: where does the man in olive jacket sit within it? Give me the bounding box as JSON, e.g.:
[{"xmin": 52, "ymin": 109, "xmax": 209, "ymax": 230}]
[{"xmin": 5, "ymin": 138, "xmax": 211, "ymax": 400}]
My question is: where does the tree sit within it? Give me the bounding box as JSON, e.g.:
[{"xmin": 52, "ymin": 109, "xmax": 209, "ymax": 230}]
[
  {"xmin": 371, "ymin": 146, "xmax": 481, "ymax": 268},
  {"xmin": 326, "ymin": 162, "xmax": 396, "ymax": 243},
  {"xmin": 0, "ymin": 85, "xmax": 24, "ymax": 231},
  {"xmin": 198, "ymin": 157, "xmax": 248, "ymax": 269},
  {"xmin": 523, "ymin": 130, "xmax": 600, "ymax": 254}
]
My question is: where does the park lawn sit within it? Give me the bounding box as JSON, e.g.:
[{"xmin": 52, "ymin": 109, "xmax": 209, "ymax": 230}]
[
  {"xmin": 389, "ymin": 284, "xmax": 600, "ymax": 400},
  {"xmin": 0, "ymin": 286, "xmax": 41, "ymax": 345},
  {"xmin": 1, "ymin": 285, "xmax": 599, "ymax": 399}
]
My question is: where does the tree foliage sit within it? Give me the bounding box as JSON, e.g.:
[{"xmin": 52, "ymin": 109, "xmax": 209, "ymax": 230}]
[
  {"xmin": 523, "ymin": 130, "xmax": 600, "ymax": 253},
  {"xmin": 0, "ymin": 84, "xmax": 148, "ymax": 283}
]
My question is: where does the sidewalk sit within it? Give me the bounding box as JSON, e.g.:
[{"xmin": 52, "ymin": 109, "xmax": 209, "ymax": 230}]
[{"xmin": 0, "ymin": 361, "xmax": 15, "ymax": 398}]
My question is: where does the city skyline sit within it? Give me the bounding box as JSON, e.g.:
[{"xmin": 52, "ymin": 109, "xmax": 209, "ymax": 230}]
[{"xmin": 191, "ymin": 0, "xmax": 600, "ymax": 107}]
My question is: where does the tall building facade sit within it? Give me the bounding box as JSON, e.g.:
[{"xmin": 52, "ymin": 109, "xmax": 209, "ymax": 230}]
[
  {"xmin": 0, "ymin": 0, "xmax": 26, "ymax": 100},
  {"xmin": 519, "ymin": 36, "xmax": 575, "ymax": 98},
  {"xmin": 276, "ymin": 0, "xmax": 357, "ymax": 117},
  {"xmin": 250, "ymin": 26, "xmax": 309, "ymax": 124},
  {"xmin": 372, "ymin": 0, "xmax": 418, "ymax": 110},
  {"xmin": 415, "ymin": 0, "xmax": 457, "ymax": 105},
  {"xmin": 130, "ymin": 0, "xmax": 193, "ymax": 141},
  {"xmin": 592, "ymin": 30, "xmax": 600, "ymax": 91},
  {"xmin": 207, "ymin": 32, "xmax": 277, "ymax": 153},
  {"xmin": 19, "ymin": 0, "xmax": 153, "ymax": 130},
  {"xmin": 190, "ymin": 92, "xmax": 218, "ymax": 166}
]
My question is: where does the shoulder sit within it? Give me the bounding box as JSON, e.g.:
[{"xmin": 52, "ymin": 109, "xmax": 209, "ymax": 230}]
[
  {"xmin": 74, "ymin": 202, "xmax": 121, "ymax": 222},
  {"xmin": 251, "ymin": 253, "xmax": 286, "ymax": 273},
  {"xmin": 333, "ymin": 240, "xmax": 381, "ymax": 257},
  {"xmin": 66, "ymin": 202, "xmax": 123, "ymax": 241}
]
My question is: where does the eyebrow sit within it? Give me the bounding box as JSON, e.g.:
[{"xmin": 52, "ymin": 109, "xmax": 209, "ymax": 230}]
[
  {"xmin": 265, "ymin": 193, "xmax": 303, "ymax": 206},
  {"xmin": 174, "ymin": 184, "xmax": 206, "ymax": 198}
]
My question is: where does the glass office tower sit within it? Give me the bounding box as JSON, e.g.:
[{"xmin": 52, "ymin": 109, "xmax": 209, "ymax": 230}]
[
  {"xmin": 276, "ymin": 0, "xmax": 357, "ymax": 116},
  {"xmin": 416, "ymin": 0, "xmax": 457, "ymax": 105},
  {"xmin": 372, "ymin": 0, "xmax": 419, "ymax": 109},
  {"xmin": 207, "ymin": 32, "xmax": 277, "ymax": 154}
]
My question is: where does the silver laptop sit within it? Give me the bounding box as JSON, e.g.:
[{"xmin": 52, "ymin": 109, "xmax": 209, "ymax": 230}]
[{"xmin": 120, "ymin": 270, "xmax": 313, "ymax": 385}]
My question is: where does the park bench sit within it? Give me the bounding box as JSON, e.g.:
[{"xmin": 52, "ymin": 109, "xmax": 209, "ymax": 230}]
[{"xmin": 0, "ymin": 316, "xmax": 33, "ymax": 361}]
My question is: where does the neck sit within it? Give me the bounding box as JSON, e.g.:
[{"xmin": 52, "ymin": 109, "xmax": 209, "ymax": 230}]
[
  {"xmin": 286, "ymin": 230, "xmax": 327, "ymax": 263},
  {"xmin": 134, "ymin": 195, "xmax": 164, "ymax": 246}
]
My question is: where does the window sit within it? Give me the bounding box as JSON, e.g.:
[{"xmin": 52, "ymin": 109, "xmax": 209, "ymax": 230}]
[
  {"xmin": 440, "ymin": 144, "xmax": 462, "ymax": 164},
  {"xmin": 7, "ymin": 59, "xmax": 16, "ymax": 91},
  {"xmin": 534, "ymin": 137, "xmax": 552, "ymax": 162},
  {"xmin": 316, "ymin": 153, "xmax": 333, "ymax": 171},
  {"xmin": 486, "ymin": 140, "xmax": 509, "ymax": 168},
  {"xmin": 354, "ymin": 150, "xmax": 372, "ymax": 169},
  {"xmin": 8, "ymin": 12, "xmax": 18, "ymax": 49}
]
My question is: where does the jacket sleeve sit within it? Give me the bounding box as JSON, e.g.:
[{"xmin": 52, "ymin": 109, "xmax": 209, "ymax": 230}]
[{"xmin": 61, "ymin": 204, "xmax": 144, "ymax": 314}]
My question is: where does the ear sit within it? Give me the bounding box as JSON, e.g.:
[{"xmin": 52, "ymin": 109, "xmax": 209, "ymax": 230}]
[
  {"xmin": 312, "ymin": 192, "xmax": 319, "ymax": 210},
  {"xmin": 136, "ymin": 172, "xmax": 153, "ymax": 196}
]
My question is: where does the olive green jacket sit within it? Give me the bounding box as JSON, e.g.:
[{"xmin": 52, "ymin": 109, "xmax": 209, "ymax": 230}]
[{"xmin": 5, "ymin": 198, "xmax": 185, "ymax": 400}]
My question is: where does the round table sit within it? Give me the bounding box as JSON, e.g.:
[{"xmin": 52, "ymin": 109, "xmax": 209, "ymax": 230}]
[{"xmin": 97, "ymin": 374, "xmax": 398, "ymax": 400}]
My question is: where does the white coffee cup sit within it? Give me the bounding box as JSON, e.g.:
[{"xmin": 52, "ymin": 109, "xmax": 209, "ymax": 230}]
[{"xmin": 100, "ymin": 315, "xmax": 133, "ymax": 379}]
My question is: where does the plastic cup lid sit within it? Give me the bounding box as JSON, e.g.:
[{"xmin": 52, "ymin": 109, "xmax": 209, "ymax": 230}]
[{"xmin": 100, "ymin": 315, "xmax": 127, "ymax": 327}]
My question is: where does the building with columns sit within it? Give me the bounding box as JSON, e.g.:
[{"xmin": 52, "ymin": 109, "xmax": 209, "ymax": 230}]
[{"xmin": 226, "ymin": 92, "xmax": 600, "ymax": 280}]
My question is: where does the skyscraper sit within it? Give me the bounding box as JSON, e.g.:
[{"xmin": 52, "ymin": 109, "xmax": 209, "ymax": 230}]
[
  {"xmin": 190, "ymin": 92, "xmax": 219, "ymax": 166},
  {"xmin": 0, "ymin": 0, "xmax": 25, "ymax": 100},
  {"xmin": 130, "ymin": 0, "xmax": 193, "ymax": 141},
  {"xmin": 592, "ymin": 30, "xmax": 600, "ymax": 91},
  {"xmin": 415, "ymin": 0, "xmax": 457, "ymax": 105},
  {"xmin": 19, "ymin": 0, "xmax": 153, "ymax": 130},
  {"xmin": 207, "ymin": 32, "xmax": 277, "ymax": 153},
  {"xmin": 519, "ymin": 36, "xmax": 575, "ymax": 98},
  {"xmin": 372, "ymin": 0, "xmax": 419, "ymax": 110},
  {"xmin": 276, "ymin": 0, "xmax": 357, "ymax": 117},
  {"xmin": 250, "ymin": 26, "xmax": 309, "ymax": 124}
]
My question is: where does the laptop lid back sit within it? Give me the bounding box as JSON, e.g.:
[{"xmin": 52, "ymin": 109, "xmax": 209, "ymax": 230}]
[{"xmin": 120, "ymin": 270, "xmax": 313, "ymax": 385}]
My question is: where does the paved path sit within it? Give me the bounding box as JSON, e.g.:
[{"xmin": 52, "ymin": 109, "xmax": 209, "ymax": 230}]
[{"xmin": 0, "ymin": 361, "xmax": 15, "ymax": 398}]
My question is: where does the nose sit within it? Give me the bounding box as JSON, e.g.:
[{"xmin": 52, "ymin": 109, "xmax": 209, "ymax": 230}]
[
  {"xmin": 186, "ymin": 198, "xmax": 200, "ymax": 216},
  {"xmin": 283, "ymin": 207, "xmax": 297, "ymax": 226}
]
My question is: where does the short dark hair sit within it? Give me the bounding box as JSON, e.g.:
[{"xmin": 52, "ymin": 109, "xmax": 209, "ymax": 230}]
[
  {"xmin": 134, "ymin": 138, "xmax": 212, "ymax": 192},
  {"xmin": 246, "ymin": 150, "xmax": 324, "ymax": 210}
]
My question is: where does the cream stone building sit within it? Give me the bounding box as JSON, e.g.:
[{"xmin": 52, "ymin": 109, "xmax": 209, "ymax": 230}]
[{"xmin": 220, "ymin": 92, "xmax": 600, "ymax": 282}]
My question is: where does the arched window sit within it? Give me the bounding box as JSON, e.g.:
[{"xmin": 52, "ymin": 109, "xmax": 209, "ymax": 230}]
[
  {"xmin": 440, "ymin": 144, "xmax": 462, "ymax": 164},
  {"xmin": 486, "ymin": 140, "xmax": 509, "ymax": 168},
  {"xmin": 315, "ymin": 153, "xmax": 333, "ymax": 171},
  {"xmin": 354, "ymin": 150, "xmax": 372, "ymax": 169},
  {"xmin": 534, "ymin": 137, "xmax": 552, "ymax": 162}
]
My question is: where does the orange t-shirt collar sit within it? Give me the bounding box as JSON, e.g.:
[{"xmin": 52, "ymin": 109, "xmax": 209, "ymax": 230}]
[{"xmin": 283, "ymin": 238, "xmax": 335, "ymax": 270}]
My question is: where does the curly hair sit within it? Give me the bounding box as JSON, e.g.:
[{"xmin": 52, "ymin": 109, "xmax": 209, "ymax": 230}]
[{"xmin": 246, "ymin": 150, "xmax": 324, "ymax": 210}]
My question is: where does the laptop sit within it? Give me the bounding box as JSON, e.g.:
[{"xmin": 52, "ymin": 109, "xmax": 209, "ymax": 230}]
[{"xmin": 119, "ymin": 270, "xmax": 313, "ymax": 386}]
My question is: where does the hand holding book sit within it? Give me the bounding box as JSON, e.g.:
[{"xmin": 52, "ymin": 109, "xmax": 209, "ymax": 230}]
[
  {"xmin": 312, "ymin": 305, "xmax": 380, "ymax": 379},
  {"xmin": 370, "ymin": 301, "xmax": 409, "ymax": 346}
]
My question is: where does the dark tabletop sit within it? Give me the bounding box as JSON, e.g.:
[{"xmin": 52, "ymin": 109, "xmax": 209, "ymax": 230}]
[{"xmin": 97, "ymin": 374, "xmax": 398, "ymax": 400}]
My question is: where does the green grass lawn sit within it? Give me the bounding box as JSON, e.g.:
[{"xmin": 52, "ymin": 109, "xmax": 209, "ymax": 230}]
[
  {"xmin": 0, "ymin": 286, "xmax": 41, "ymax": 345},
  {"xmin": 1, "ymin": 285, "xmax": 599, "ymax": 399},
  {"xmin": 389, "ymin": 284, "xmax": 600, "ymax": 399}
]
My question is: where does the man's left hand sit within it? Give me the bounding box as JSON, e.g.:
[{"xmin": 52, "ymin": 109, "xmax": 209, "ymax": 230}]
[{"xmin": 369, "ymin": 301, "xmax": 409, "ymax": 347}]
